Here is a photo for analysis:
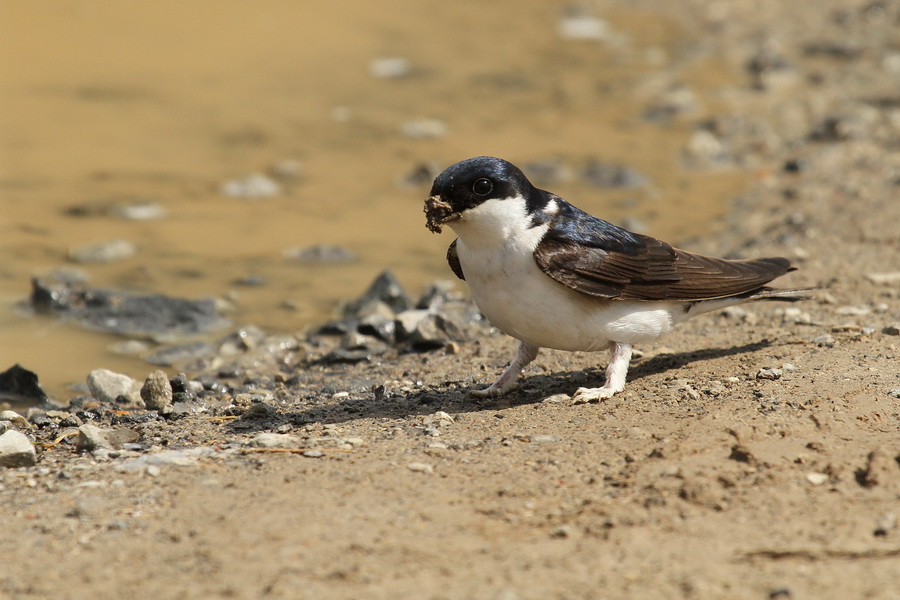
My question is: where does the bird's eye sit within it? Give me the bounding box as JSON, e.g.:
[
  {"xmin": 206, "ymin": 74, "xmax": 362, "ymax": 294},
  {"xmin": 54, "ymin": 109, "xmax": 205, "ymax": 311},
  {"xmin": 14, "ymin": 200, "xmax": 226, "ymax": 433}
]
[{"xmin": 472, "ymin": 178, "xmax": 493, "ymax": 196}]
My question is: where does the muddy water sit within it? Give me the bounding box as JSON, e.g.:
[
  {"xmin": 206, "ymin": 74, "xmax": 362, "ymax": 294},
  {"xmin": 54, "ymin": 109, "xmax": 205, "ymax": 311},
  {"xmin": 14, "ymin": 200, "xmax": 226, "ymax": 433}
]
[{"xmin": 0, "ymin": 1, "xmax": 749, "ymax": 402}]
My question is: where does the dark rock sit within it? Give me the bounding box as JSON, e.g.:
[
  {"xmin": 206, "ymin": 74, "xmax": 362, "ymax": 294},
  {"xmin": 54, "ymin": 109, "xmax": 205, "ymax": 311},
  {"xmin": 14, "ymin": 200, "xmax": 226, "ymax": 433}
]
[
  {"xmin": 169, "ymin": 373, "xmax": 191, "ymax": 394},
  {"xmin": 394, "ymin": 310, "xmax": 430, "ymax": 342},
  {"xmin": 323, "ymin": 348, "xmax": 378, "ymax": 364},
  {"xmin": 783, "ymin": 159, "xmax": 808, "ymax": 173},
  {"xmin": 407, "ymin": 314, "xmax": 462, "ymax": 351},
  {"xmin": 356, "ymin": 301, "xmax": 397, "ymax": 342},
  {"xmin": 802, "ymin": 42, "xmax": 861, "ymax": 60},
  {"xmin": 30, "ymin": 278, "xmax": 229, "ymax": 337},
  {"xmin": 416, "ymin": 282, "xmax": 455, "ymax": 310},
  {"xmin": 314, "ymin": 318, "xmax": 356, "ymax": 336},
  {"xmin": 342, "ymin": 331, "xmax": 386, "ymax": 351},
  {"xmin": 856, "ymin": 447, "xmax": 899, "ymax": 488},
  {"xmin": 344, "ymin": 270, "xmax": 412, "ymax": 316},
  {"xmin": 242, "ymin": 402, "xmax": 279, "ymax": 420},
  {"xmin": 729, "ymin": 444, "xmax": 756, "ymax": 464},
  {"xmin": 195, "ymin": 375, "xmax": 226, "ymax": 393},
  {"xmin": 59, "ymin": 414, "xmax": 84, "ymax": 428},
  {"xmin": 27, "ymin": 411, "xmax": 54, "ymax": 429},
  {"xmin": 0, "ymin": 364, "xmax": 49, "ymax": 404}
]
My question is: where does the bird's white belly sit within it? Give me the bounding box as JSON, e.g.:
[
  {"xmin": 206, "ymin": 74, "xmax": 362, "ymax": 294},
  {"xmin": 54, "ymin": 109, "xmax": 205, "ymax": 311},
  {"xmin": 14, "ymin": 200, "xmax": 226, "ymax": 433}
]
[{"xmin": 458, "ymin": 240, "xmax": 679, "ymax": 352}]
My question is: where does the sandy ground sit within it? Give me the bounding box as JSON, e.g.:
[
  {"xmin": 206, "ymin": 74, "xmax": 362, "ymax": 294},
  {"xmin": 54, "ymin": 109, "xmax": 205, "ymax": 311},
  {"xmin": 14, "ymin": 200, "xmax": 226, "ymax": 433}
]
[{"xmin": 2, "ymin": 1, "xmax": 900, "ymax": 599}]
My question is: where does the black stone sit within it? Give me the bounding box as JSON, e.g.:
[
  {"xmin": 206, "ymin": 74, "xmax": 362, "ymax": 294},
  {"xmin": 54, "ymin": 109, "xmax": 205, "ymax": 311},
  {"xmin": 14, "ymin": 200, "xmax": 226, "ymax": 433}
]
[{"xmin": 0, "ymin": 364, "xmax": 49, "ymax": 404}]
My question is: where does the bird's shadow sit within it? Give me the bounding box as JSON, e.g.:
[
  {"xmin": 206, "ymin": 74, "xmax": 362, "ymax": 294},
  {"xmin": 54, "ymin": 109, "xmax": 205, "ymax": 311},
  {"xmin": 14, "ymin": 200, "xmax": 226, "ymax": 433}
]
[{"xmin": 229, "ymin": 339, "xmax": 774, "ymax": 432}]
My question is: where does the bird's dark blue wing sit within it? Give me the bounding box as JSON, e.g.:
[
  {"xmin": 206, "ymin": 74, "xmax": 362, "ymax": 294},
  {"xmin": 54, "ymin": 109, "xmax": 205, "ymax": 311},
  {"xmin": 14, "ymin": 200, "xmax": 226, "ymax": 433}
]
[{"xmin": 534, "ymin": 199, "xmax": 794, "ymax": 301}]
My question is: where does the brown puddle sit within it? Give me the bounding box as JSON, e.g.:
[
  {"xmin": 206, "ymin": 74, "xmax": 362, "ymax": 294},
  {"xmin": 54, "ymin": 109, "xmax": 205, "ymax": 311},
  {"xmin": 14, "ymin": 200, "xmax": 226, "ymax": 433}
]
[{"xmin": 0, "ymin": 1, "xmax": 749, "ymax": 403}]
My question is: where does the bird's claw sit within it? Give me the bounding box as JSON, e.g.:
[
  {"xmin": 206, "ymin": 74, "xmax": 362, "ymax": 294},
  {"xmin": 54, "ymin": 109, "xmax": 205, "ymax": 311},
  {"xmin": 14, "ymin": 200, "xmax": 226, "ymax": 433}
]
[
  {"xmin": 572, "ymin": 386, "xmax": 618, "ymax": 404},
  {"xmin": 469, "ymin": 384, "xmax": 510, "ymax": 398}
]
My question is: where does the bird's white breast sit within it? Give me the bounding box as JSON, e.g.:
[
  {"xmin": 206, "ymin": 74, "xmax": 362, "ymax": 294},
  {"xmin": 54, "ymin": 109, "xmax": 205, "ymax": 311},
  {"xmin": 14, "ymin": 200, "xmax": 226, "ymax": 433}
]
[{"xmin": 449, "ymin": 196, "xmax": 681, "ymax": 351}]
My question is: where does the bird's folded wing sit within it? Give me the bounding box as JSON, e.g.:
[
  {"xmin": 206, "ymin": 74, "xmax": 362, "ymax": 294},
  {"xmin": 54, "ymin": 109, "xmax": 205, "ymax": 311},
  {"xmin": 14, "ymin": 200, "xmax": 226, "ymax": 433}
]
[
  {"xmin": 447, "ymin": 239, "xmax": 465, "ymax": 280},
  {"xmin": 533, "ymin": 234, "xmax": 793, "ymax": 301}
]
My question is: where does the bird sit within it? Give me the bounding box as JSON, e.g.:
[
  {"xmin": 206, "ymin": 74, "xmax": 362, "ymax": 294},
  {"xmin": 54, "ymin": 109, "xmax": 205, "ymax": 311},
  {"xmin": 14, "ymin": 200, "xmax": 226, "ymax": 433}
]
[{"xmin": 424, "ymin": 156, "xmax": 810, "ymax": 404}]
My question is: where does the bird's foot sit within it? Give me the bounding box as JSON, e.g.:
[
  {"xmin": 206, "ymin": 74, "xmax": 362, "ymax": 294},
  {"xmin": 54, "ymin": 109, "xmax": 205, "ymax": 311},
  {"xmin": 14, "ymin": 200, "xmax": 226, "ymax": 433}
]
[
  {"xmin": 469, "ymin": 341, "xmax": 540, "ymax": 399},
  {"xmin": 469, "ymin": 383, "xmax": 514, "ymax": 398},
  {"xmin": 572, "ymin": 386, "xmax": 620, "ymax": 404}
]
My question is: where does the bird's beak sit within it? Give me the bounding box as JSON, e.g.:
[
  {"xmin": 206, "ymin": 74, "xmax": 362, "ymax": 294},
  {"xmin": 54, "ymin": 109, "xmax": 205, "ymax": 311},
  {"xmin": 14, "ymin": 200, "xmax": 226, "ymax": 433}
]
[{"xmin": 424, "ymin": 194, "xmax": 459, "ymax": 233}]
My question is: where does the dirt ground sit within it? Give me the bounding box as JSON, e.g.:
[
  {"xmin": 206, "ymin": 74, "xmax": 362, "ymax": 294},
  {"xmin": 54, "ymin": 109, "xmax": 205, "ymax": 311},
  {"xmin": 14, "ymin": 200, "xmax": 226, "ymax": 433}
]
[{"xmin": 2, "ymin": 1, "xmax": 900, "ymax": 599}]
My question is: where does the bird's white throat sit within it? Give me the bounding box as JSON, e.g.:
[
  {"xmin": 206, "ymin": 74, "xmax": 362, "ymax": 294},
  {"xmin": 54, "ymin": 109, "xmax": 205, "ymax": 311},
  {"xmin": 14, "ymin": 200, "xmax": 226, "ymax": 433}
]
[{"xmin": 447, "ymin": 195, "xmax": 548, "ymax": 253}]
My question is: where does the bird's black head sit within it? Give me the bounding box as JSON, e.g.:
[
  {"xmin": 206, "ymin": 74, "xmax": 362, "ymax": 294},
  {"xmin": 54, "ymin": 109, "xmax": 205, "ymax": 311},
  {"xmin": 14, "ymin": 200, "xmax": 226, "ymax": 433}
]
[{"xmin": 424, "ymin": 156, "xmax": 537, "ymax": 233}]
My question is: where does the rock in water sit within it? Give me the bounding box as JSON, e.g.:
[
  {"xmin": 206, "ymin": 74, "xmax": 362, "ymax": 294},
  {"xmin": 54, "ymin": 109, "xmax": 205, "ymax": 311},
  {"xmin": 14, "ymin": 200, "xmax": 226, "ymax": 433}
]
[
  {"xmin": 0, "ymin": 430, "xmax": 36, "ymax": 467},
  {"xmin": 30, "ymin": 278, "xmax": 230, "ymax": 338}
]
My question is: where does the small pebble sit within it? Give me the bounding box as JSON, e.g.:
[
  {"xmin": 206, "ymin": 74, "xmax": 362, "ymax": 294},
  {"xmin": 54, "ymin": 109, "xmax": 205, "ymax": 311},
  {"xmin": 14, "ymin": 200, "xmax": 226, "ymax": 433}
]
[
  {"xmin": 874, "ymin": 513, "xmax": 897, "ymax": 537},
  {"xmin": 112, "ymin": 202, "xmax": 166, "ymax": 221},
  {"xmin": 558, "ymin": 15, "xmax": 609, "ymax": 41},
  {"xmin": 811, "ymin": 334, "xmax": 835, "ymax": 347},
  {"xmin": 268, "ymin": 159, "xmax": 303, "ymax": 180},
  {"xmin": 550, "ymin": 524, "xmax": 574, "ymax": 538},
  {"xmin": 882, "ymin": 323, "xmax": 900, "ymax": 336},
  {"xmin": 220, "ymin": 173, "xmax": 281, "ymax": 199},
  {"xmin": 407, "ymin": 462, "xmax": 434, "ymax": 474},
  {"xmin": 69, "ymin": 239, "xmax": 137, "ymax": 263},
  {"xmin": 805, "ymin": 472, "xmax": 828, "ymax": 485},
  {"xmin": 541, "ymin": 394, "xmax": 569, "ymax": 404},
  {"xmin": 423, "ymin": 411, "xmax": 454, "ymax": 426},
  {"xmin": 865, "ymin": 272, "xmax": 900, "ymax": 285},
  {"xmin": 369, "ymin": 57, "xmax": 412, "ymax": 79},
  {"xmin": 252, "ymin": 433, "xmax": 300, "ymax": 449},
  {"xmin": 757, "ymin": 368, "xmax": 783, "ymax": 381},
  {"xmin": 836, "ymin": 305, "xmax": 870, "ymax": 316},
  {"xmin": 399, "ymin": 118, "xmax": 447, "ymax": 140}
]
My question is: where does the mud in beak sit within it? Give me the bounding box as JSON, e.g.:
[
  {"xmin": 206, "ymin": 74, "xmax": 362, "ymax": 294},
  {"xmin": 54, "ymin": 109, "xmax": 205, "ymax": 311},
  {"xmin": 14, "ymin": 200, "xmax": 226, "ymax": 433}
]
[{"xmin": 424, "ymin": 194, "xmax": 459, "ymax": 233}]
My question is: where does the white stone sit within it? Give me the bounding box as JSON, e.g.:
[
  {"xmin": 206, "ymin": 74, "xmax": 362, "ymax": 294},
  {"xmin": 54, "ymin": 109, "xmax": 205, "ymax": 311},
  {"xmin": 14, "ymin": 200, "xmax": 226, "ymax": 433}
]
[
  {"xmin": 87, "ymin": 369, "xmax": 139, "ymax": 403},
  {"xmin": 0, "ymin": 430, "xmax": 36, "ymax": 468}
]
